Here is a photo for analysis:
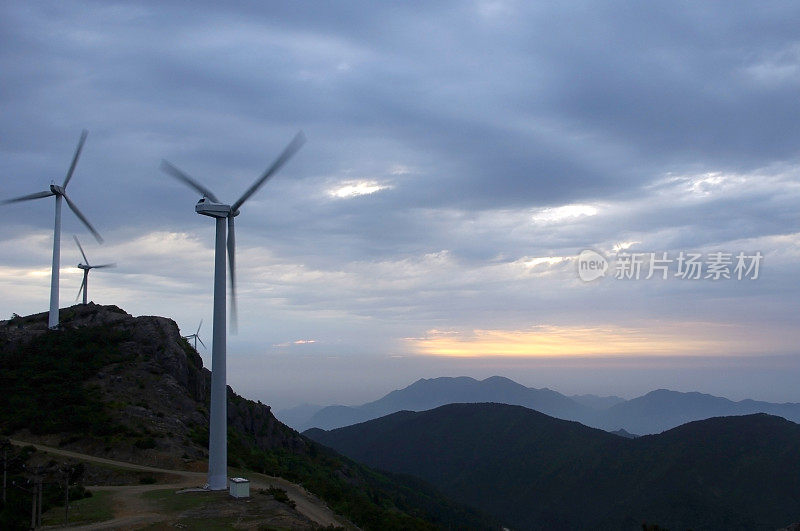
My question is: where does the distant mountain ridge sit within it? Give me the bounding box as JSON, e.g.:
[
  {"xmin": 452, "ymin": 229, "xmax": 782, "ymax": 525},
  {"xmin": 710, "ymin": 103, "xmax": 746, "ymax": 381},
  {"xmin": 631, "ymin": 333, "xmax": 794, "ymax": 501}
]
[
  {"xmin": 601, "ymin": 388, "xmax": 800, "ymax": 434},
  {"xmin": 274, "ymin": 402, "xmax": 323, "ymax": 430},
  {"xmin": 283, "ymin": 375, "xmax": 800, "ymax": 434},
  {"xmin": 570, "ymin": 393, "xmax": 625, "ymax": 409},
  {"xmin": 306, "ymin": 403, "xmax": 800, "ymax": 530},
  {"xmin": 292, "ymin": 375, "xmax": 595, "ymax": 431}
]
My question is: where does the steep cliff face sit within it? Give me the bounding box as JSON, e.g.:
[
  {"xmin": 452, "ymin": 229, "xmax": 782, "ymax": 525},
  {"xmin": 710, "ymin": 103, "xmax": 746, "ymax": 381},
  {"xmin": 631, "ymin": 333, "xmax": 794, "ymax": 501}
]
[{"xmin": 0, "ymin": 303, "xmax": 305, "ymax": 467}]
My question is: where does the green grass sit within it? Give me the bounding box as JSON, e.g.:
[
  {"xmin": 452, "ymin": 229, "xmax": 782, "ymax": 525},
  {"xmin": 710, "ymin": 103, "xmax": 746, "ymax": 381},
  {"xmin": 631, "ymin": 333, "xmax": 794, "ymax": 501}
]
[
  {"xmin": 143, "ymin": 517, "xmax": 244, "ymax": 530},
  {"xmin": 141, "ymin": 488, "xmax": 215, "ymax": 513},
  {"xmin": 41, "ymin": 490, "xmax": 114, "ymax": 526}
]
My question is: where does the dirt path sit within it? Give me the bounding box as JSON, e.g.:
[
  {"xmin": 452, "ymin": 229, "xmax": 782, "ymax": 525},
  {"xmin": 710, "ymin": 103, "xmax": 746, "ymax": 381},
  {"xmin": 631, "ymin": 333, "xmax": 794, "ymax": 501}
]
[
  {"xmin": 243, "ymin": 473, "xmax": 344, "ymax": 528},
  {"xmin": 11, "ymin": 439, "xmax": 346, "ymax": 529},
  {"xmin": 10, "ymin": 439, "xmax": 204, "ymax": 476}
]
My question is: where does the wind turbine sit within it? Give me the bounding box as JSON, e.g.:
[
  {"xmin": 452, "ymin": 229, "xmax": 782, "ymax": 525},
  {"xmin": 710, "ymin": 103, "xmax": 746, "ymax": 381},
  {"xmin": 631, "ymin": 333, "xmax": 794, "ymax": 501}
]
[
  {"xmin": 161, "ymin": 131, "xmax": 305, "ymax": 490},
  {"xmin": 1, "ymin": 130, "xmax": 102, "ymax": 329},
  {"xmin": 74, "ymin": 235, "xmax": 115, "ymax": 305},
  {"xmin": 184, "ymin": 320, "xmax": 206, "ymax": 350}
]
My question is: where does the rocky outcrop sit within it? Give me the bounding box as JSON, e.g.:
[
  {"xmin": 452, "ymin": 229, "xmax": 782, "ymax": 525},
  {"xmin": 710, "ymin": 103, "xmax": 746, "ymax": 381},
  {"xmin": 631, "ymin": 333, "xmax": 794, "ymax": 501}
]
[
  {"xmin": 228, "ymin": 390, "xmax": 308, "ymax": 453},
  {"xmin": 1, "ymin": 303, "xmax": 306, "ymax": 464}
]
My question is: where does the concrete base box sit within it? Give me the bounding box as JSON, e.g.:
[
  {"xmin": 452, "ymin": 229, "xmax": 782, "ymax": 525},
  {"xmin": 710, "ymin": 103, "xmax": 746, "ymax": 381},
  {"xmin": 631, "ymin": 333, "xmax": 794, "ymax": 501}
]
[{"xmin": 229, "ymin": 477, "xmax": 249, "ymax": 498}]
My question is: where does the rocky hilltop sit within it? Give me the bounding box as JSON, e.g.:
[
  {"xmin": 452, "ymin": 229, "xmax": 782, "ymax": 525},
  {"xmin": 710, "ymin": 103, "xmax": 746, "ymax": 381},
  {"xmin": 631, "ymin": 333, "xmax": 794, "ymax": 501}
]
[
  {"xmin": 1, "ymin": 303, "xmax": 302, "ymax": 468},
  {"xmin": 0, "ymin": 304, "xmax": 494, "ymax": 530}
]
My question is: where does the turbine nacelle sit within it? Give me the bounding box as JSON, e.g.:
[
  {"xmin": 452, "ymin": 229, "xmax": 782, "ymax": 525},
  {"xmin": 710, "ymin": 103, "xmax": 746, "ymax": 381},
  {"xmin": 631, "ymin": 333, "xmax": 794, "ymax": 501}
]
[
  {"xmin": 49, "ymin": 184, "xmax": 65, "ymax": 196},
  {"xmin": 195, "ymin": 198, "xmax": 239, "ymax": 219}
]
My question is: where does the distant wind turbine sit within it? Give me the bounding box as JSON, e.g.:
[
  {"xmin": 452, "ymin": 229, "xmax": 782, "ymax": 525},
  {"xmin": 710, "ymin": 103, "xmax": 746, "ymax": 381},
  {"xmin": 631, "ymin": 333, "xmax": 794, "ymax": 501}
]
[
  {"xmin": 1, "ymin": 131, "xmax": 102, "ymax": 329},
  {"xmin": 184, "ymin": 320, "xmax": 206, "ymax": 350},
  {"xmin": 74, "ymin": 235, "xmax": 115, "ymax": 305},
  {"xmin": 161, "ymin": 131, "xmax": 306, "ymax": 490}
]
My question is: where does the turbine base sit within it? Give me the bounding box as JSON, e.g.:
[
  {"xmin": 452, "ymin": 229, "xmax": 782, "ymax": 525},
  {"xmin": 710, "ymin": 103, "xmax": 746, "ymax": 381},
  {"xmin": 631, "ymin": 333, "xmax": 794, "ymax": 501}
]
[{"xmin": 206, "ymin": 476, "xmax": 228, "ymax": 491}]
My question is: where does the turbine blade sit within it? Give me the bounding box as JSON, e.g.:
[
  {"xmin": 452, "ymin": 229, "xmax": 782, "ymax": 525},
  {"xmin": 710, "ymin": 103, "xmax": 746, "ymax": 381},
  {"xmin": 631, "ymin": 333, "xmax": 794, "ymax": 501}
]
[
  {"xmin": 227, "ymin": 215, "xmax": 237, "ymax": 333},
  {"xmin": 93, "ymin": 263, "xmax": 116, "ymax": 269},
  {"xmin": 73, "ymin": 235, "xmax": 89, "ymax": 265},
  {"xmin": 63, "ymin": 130, "xmax": 88, "ymax": 188},
  {"xmin": 231, "ymin": 131, "xmax": 306, "ymax": 211},
  {"xmin": 196, "ymin": 319, "xmax": 203, "ymax": 335},
  {"xmin": 197, "ymin": 336, "xmax": 207, "ymax": 349},
  {"xmin": 160, "ymin": 160, "xmax": 220, "ymax": 202},
  {"xmin": 76, "ymin": 276, "xmax": 86, "ymax": 302},
  {"xmin": 63, "ymin": 193, "xmax": 103, "ymax": 243},
  {"xmin": 1, "ymin": 190, "xmax": 54, "ymax": 204}
]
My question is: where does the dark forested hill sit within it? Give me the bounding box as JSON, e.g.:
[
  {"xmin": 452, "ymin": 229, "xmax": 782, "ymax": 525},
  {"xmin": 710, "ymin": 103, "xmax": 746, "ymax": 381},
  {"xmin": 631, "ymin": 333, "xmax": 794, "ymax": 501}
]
[{"xmin": 307, "ymin": 403, "xmax": 800, "ymax": 530}]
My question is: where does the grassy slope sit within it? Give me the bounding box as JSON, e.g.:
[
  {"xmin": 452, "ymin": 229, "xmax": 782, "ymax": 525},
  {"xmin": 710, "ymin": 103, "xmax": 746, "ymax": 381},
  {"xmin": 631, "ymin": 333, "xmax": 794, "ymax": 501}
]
[{"xmin": 41, "ymin": 490, "xmax": 115, "ymax": 527}]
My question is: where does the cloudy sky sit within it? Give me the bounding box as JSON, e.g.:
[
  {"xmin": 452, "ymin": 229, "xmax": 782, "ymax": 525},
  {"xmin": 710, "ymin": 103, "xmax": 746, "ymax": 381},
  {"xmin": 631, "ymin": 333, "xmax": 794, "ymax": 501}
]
[{"xmin": 2, "ymin": 1, "xmax": 799, "ymax": 409}]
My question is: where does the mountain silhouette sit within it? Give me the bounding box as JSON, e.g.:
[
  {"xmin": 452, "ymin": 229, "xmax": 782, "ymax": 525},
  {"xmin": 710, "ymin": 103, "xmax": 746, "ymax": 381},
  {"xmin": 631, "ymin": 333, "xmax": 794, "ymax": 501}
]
[
  {"xmin": 601, "ymin": 388, "xmax": 800, "ymax": 433},
  {"xmin": 291, "ymin": 375, "xmax": 800, "ymax": 435},
  {"xmin": 296, "ymin": 375, "xmax": 594, "ymax": 430}
]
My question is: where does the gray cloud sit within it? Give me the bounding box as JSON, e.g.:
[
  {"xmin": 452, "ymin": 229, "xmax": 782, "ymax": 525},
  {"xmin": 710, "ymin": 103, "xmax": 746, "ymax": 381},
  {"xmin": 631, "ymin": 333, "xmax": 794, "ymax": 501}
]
[{"xmin": 2, "ymin": 1, "xmax": 799, "ymax": 406}]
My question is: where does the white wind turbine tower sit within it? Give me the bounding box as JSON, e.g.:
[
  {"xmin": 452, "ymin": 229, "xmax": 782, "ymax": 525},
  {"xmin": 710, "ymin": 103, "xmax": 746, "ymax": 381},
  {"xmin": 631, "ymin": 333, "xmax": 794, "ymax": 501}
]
[
  {"xmin": 161, "ymin": 132, "xmax": 306, "ymax": 490},
  {"xmin": 1, "ymin": 131, "xmax": 103, "ymax": 328},
  {"xmin": 74, "ymin": 235, "xmax": 115, "ymax": 305},
  {"xmin": 184, "ymin": 320, "xmax": 206, "ymax": 350}
]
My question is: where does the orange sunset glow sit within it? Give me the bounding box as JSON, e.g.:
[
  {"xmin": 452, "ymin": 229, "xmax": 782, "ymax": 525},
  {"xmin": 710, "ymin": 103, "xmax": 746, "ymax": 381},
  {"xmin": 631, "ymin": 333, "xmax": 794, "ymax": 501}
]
[{"xmin": 408, "ymin": 323, "xmax": 767, "ymax": 358}]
